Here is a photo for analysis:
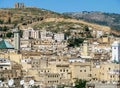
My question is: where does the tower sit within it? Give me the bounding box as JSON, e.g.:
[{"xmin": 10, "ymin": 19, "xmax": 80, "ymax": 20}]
[
  {"xmin": 112, "ymin": 41, "xmax": 120, "ymax": 62},
  {"xmin": 13, "ymin": 28, "xmax": 20, "ymax": 51},
  {"xmin": 82, "ymin": 40, "xmax": 89, "ymax": 56}
]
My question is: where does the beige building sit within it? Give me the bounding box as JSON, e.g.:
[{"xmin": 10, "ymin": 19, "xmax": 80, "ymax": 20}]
[
  {"xmin": 102, "ymin": 37, "xmax": 109, "ymax": 43},
  {"xmin": 99, "ymin": 63, "xmax": 120, "ymax": 82},
  {"xmin": 0, "ymin": 52, "xmax": 22, "ymax": 63},
  {"xmin": 91, "ymin": 62, "xmax": 120, "ymax": 82},
  {"xmin": 39, "ymin": 73, "xmax": 60, "ymax": 87},
  {"xmin": 0, "ymin": 59, "xmax": 22, "ymax": 80},
  {"xmin": 70, "ymin": 62, "xmax": 92, "ymax": 82}
]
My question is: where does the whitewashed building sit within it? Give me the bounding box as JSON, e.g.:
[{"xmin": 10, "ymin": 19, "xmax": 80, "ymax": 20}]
[
  {"xmin": 54, "ymin": 33, "xmax": 65, "ymax": 42},
  {"xmin": 23, "ymin": 27, "xmax": 40, "ymax": 39},
  {"xmin": 112, "ymin": 41, "xmax": 120, "ymax": 62}
]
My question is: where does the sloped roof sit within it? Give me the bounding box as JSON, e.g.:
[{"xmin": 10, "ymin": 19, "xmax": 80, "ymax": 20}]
[{"xmin": 0, "ymin": 39, "xmax": 14, "ymax": 49}]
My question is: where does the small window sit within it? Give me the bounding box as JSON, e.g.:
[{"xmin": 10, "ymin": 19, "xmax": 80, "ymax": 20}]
[
  {"xmin": 0, "ymin": 67, "xmax": 3, "ymax": 69},
  {"xmin": 5, "ymin": 68, "xmax": 7, "ymax": 70}
]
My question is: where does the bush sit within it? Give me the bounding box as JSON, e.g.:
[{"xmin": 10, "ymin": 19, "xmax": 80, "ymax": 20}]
[
  {"xmin": 67, "ymin": 37, "xmax": 84, "ymax": 47},
  {"xmin": 74, "ymin": 79, "xmax": 87, "ymax": 88},
  {"xmin": 6, "ymin": 32, "xmax": 13, "ymax": 38}
]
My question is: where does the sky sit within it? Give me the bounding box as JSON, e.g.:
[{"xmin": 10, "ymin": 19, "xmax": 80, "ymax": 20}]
[{"xmin": 0, "ymin": 0, "xmax": 120, "ymax": 14}]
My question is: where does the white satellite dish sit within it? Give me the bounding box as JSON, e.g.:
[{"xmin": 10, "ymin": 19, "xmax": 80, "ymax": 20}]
[
  {"xmin": 29, "ymin": 80, "xmax": 34, "ymax": 85},
  {"xmin": 8, "ymin": 79, "xmax": 14, "ymax": 86},
  {"xmin": 0, "ymin": 80, "xmax": 2, "ymax": 83},
  {"xmin": 20, "ymin": 80, "xmax": 24, "ymax": 85}
]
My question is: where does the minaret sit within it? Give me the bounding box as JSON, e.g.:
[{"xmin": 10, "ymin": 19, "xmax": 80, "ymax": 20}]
[
  {"xmin": 13, "ymin": 28, "xmax": 20, "ymax": 52},
  {"xmin": 82, "ymin": 40, "xmax": 89, "ymax": 56},
  {"xmin": 112, "ymin": 41, "xmax": 120, "ymax": 62}
]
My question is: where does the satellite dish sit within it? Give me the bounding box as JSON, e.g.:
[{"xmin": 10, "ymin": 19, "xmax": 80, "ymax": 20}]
[
  {"xmin": 29, "ymin": 80, "xmax": 34, "ymax": 85},
  {"xmin": 20, "ymin": 80, "xmax": 24, "ymax": 85},
  {"xmin": 8, "ymin": 79, "xmax": 14, "ymax": 86},
  {"xmin": 0, "ymin": 80, "xmax": 2, "ymax": 83}
]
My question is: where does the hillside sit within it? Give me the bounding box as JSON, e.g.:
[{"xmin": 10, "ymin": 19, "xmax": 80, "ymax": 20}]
[
  {"xmin": 63, "ymin": 11, "xmax": 120, "ymax": 30},
  {"xmin": 0, "ymin": 8, "xmax": 69, "ymax": 28},
  {"xmin": 0, "ymin": 7, "xmax": 119, "ymax": 37}
]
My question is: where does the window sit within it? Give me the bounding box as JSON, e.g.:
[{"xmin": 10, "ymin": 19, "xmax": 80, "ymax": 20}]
[
  {"xmin": 84, "ymin": 70, "xmax": 86, "ymax": 72},
  {"xmin": 5, "ymin": 68, "xmax": 7, "ymax": 70},
  {"xmin": 80, "ymin": 70, "xmax": 82, "ymax": 72},
  {"xmin": 0, "ymin": 67, "xmax": 3, "ymax": 69},
  {"xmin": 88, "ymin": 74, "xmax": 92, "ymax": 77}
]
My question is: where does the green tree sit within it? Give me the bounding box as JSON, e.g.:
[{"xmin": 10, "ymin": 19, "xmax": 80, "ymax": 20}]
[
  {"xmin": 67, "ymin": 38, "xmax": 84, "ymax": 47},
  {"xmin": 74, "ymin": 79, "xmax": 87, "ymax": 88},
  {"xmin": 0, "ymin": 27, "xmax": 2, "ymax": 31},
  {"xmin": 2, "ymin": 26, "xmax": 9, "ymax": 31},
  {"xmin": 6, "ymin": 32, "xmax": 13, "ymax": 38},
  {"xmin": 0, "ymin": 20, "xmax": 4, "ymax": 24},
  {"xmin": 0, "ymin": 77, "xmax": 5, "ymax": 81},
  {"xmin": 64, "ymin": 31, "xmax": 71, "ymax": 37},
  {"xmin": 83, "ymin": 26, "xmax": 89, "ymax": 32},
  {"xmin": 7, "ymin": 17, "xmax": 11, "ymax": 24},
  {"xmin": 31, "ymin": 85, "xmax": 39, "ymax": 88}
]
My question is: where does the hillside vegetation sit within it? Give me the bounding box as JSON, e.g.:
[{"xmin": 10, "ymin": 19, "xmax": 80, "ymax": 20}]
[
  {"xmin": 0, "ymin": 8, "xmax": 118, "ymax": 36},
  {"xmin": 0, "ymin": 8, "xmax": 69, "ymax": 28},
  {"xmin": 64, "ymin": 11, "xmax": 120, "ymax": 30}
]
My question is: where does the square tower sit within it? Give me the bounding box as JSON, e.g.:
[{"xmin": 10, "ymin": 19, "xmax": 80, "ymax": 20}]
[{"xmin": 13, "ymin": 28, "xmax": 20, "ymax": 51}]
